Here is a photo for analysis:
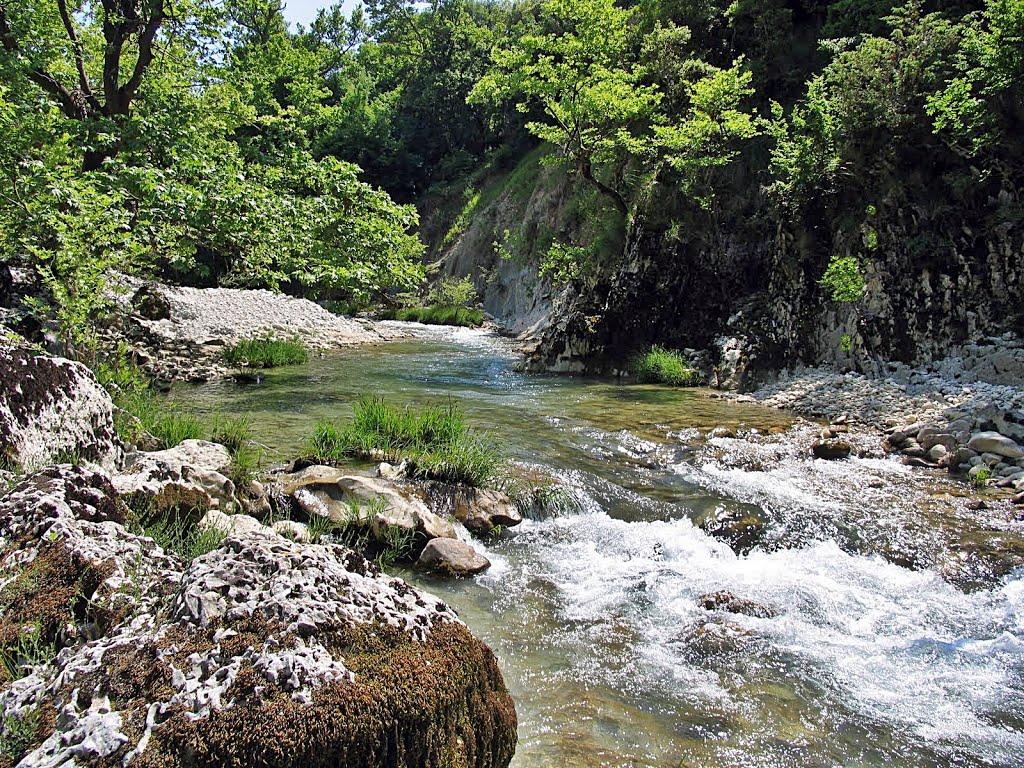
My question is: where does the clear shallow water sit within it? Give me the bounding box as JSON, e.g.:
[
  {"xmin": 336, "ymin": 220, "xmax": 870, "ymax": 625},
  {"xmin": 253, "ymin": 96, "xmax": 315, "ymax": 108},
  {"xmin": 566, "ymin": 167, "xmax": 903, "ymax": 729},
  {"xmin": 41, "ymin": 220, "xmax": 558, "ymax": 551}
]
[{"xmin": 171, "ymin": 323, "xmax": 1024, "ymax": 768}]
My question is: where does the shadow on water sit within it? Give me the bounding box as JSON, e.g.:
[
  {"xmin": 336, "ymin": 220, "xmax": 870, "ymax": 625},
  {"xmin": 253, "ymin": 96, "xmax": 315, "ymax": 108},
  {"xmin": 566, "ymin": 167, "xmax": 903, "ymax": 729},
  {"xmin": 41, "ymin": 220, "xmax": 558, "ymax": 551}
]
[{"xmin": 171, "ymin": 323, "xmax": 1024, "ymax": 768}]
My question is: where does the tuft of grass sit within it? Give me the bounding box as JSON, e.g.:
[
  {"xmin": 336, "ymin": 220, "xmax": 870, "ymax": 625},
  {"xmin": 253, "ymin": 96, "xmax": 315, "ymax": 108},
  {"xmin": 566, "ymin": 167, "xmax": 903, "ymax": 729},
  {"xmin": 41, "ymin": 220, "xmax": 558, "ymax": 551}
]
[
  {"xmin": 631, "ymin": 346, "xmax": 701, "ymax": 386},
  {"xmin": 970, "ymin": 466, "xmax": 993, "ymax": 489},
  {"xmin": 0, "ymin": 624, "xmax": 56, "ymax": 683},
  {"xmin": 114, "ymin": 388, "xmax": 204, "ymax": 449},
  {"xmin": 308, "ymin": 397, "xmax": 502, "ymax": 487},
  {"xmin": 388, "ymin": 305, "xmax": 484, "ymax": 327},
  {"xmin": 498, "ymin": 476, "xmax": 580, "ymax": 519},
  {"xmin": 210, "ymin": 413, "xmax": 262, "ymax": 490},
  {"xmin": 223, "ymin": 336, "xmax": 308, "ymax": 368},
  {"xmin": 1, "ymin": 707, "xmax": 41, "ymax": 764},
  {"xmin": 144, "ymin": 512, "xmax": 227, "ymax": 561}
]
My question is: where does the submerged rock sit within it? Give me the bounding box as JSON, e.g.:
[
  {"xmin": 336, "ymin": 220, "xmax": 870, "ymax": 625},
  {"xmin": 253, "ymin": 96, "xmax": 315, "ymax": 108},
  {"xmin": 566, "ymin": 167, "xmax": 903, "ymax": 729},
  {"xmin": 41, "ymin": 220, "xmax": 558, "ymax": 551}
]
[
  {"xmin": 698, "ymin": 591, "xmax": 779, "ymax": 619},
  {"xmin": 697, "ymin": 505, "xmax": 766, "ymax": 555},
  {"xmin": 418, "ymin": 538, "xmax": 491, "ymax": 576},
  {"xmin": 0, "ymin": 337, "xmax": 122, "ymax": 471},
  {"xmin": 0, "ymin": 466, "xmax": 517, "ymax": 768},
  {"xmin": 811, "ymin": 439, "xmax": 852, "ymax": 460}
]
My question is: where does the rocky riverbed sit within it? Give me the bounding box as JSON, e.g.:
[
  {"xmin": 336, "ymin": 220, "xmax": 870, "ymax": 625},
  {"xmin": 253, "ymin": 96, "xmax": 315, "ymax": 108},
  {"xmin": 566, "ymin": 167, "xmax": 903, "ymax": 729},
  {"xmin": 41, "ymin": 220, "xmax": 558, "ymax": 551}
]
[{"xmin": 726, "ymin": 333, "xmax": 1024, "ymax": 505}]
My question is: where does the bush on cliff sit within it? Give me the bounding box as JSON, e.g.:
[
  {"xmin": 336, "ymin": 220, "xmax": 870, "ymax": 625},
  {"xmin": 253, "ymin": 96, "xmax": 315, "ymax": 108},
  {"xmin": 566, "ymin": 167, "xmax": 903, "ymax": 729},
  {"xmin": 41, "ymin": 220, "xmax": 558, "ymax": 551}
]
[{"xmin": 309, "ymin": 397, "xmax": 503, "ymax": 487}]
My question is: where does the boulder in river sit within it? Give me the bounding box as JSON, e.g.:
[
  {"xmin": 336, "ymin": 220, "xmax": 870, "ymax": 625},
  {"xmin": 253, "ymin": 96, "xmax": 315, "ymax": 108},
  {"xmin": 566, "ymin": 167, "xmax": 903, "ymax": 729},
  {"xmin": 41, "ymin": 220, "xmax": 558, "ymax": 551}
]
[
  {"xmin": 418, "ymin": 538, "xmax": 491, "ymax": 576},
  {"xmin": 966, "ymin": 431, "xmax": 1024, "ymax": 460},
  {"xmin": 0, "ymin": 465, "xmax": 517, "ymax": 767},
  {"xmin": 0, "ymin": 337, "xmax": 122, "ymax": 471},
  {"xmin": 698, "ymin": 591, "xmax": 779, "ymax": 618},
  {"xmin": 451, "ymin": 488, "xmax": 523, "ymax": 535},
  {"xmin": 811, "ymin": 439, "xmax": 852, "ymax": 460},
  {"xmin": 278, "ymin": 466, "xmax": 456, "ymax": 553}
]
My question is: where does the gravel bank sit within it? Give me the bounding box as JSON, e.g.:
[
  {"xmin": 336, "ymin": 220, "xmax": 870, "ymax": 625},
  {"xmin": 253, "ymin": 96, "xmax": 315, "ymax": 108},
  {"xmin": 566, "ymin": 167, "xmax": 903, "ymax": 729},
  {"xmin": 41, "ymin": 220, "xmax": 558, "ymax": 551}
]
[{"xmin": 110, "ymin": 282, "xmax": 403, "ymax": 381}]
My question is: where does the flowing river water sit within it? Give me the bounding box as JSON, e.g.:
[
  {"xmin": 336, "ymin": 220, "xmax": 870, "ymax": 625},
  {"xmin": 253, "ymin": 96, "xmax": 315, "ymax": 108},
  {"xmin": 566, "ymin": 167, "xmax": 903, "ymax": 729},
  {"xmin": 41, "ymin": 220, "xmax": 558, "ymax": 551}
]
[{"xmin": 170, "ymin": 324, "xmax": 1024, "ymax": 768}]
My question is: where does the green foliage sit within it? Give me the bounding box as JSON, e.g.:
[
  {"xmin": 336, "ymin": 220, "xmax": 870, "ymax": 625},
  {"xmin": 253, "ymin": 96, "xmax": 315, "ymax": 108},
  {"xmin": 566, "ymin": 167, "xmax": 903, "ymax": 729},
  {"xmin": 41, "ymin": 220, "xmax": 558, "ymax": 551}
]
[
  {"xmin": 821, "ymin": 256, "xmax": 867, "ymax": 303},
  {"xmin": 0, "ymin": 707, "xmax": 41, "ymax": 764},
  {"xmin": 540, "ymin": 242, "xmax": 592, "ymax": 286},
  {"xmin": 841, "ymin": 333, "xmax": 854, "ymax": 354},
  {"xmin": 0, "ymin": 623, "xmax": 56, "ymax": 683},
  {"xmin": 309, "ymin": 397, "xmax": 503, "ymax": 487},
  {"xmin": 970, "ymin": 465, "xmax": 993, "ymax": 488},
  {"xmin": 0, "ymin": 0, "xmax": 427, "ymax": 346},
  {"xmin": 926, "ymin": 0, "xmax": 1024, "ymax": 159},
  {"xmin": 144, "ymin": 513, "xmax": 228, "ymax": 561},
  {"xmin": 427, "ymin": 275, "xmax": 478, "ymax": 308},
  {"xmin": 631, "ymin": 346, "xmax": 702, "ymax": 386},
  {"xmin": 222, "ymin": 337, "xmax": 309, "ymax": 368}
]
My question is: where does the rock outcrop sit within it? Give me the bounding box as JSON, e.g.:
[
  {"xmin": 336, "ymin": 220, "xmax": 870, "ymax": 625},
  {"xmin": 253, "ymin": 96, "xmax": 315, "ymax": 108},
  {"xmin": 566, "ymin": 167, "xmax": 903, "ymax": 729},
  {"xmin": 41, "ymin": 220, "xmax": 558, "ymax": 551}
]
[
  {"xmin": 0, "ymin": 466, "xmax": 517, "ymax": 767},
  {"xmin": 112, "ymin": 440, "xmax": 239, "ymax": 514},
  {"xmin": 0, "ymin": 337, "xmax": 121, "ymax": 471},
  {"xmin": 277, "ymin": 466, "xmax": 457, "ymax": 553},
  {"xmin": 418, "ymin": 538, "xmax": 491, "ymax": 576}
]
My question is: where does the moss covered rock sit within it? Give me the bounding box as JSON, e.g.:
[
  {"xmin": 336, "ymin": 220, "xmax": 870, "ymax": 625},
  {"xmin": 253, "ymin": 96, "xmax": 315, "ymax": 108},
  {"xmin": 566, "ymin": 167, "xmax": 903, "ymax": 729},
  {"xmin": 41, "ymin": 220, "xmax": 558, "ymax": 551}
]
[
  {"xmin": 0, "ymin": 466, "xmax": 517, "ymax": 768},
  {"xmin": 0, "ymin": 337, "xmax": 122, "ymax": 472}
]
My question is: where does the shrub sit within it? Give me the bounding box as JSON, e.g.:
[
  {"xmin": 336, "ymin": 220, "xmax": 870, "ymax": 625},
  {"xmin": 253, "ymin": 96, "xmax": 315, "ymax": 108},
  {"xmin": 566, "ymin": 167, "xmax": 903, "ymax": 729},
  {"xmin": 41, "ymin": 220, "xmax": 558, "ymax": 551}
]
[
  {"xmin": 427, "ymin": 276, "xmax": 478, "ymax": 308},
  {"xmin": 222, "ymin": 336, "xmax": 308, "ymax": 368},
  {"xmin": 0, "ymin": 707, "xmax": 40, "ymax": 764},
  {"xmin": 308, "ymin": 397, "xmax": 503, "ymax": 487},
  {"xmin": 631, "ymin": 346, "xmax": 701, "ymax": 386}
]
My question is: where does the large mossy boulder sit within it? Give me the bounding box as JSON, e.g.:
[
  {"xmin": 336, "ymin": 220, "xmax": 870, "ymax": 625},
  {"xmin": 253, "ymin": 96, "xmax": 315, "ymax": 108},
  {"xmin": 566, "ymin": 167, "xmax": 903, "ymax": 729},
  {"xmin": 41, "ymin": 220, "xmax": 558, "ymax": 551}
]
[
  {"xmin": 0, "ymin": 336, "xmax": 121, "ymax": 471},
  {"xmin": 0, "ymin": 466, "xmax": 517, "ymax": 768}
]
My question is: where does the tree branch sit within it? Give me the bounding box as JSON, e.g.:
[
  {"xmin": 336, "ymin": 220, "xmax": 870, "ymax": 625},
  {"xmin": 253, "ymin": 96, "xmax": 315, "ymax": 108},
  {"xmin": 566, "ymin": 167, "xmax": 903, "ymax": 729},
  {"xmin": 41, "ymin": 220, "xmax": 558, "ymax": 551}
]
[
  {"xmin": 0, "ymin": 3, "xmax": 88, "ymax": 119},
  {"xmin": 120, "ymin": 1, "xmax": 166, "ymax": 109},
  {"xmin": 56, "ymin": 0, "xmax": 101, "ymax": 111}
]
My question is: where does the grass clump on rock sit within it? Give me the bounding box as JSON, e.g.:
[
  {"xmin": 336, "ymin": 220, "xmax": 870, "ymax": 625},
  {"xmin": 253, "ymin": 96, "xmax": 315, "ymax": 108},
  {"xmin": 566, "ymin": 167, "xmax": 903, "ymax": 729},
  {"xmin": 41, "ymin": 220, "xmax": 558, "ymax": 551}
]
[
  {"xmin": 223, "ymin": 336, "xmax": 308, "ymax": 368},
  {"xmin": 309, "ymin": 397, "xmax": 502, "ymax": 487},
  {"xmin": 392, "ymin": 305, "xmax": 484, "ymax": 327},
  {"xmin": 631, "ymin": 346, "xmax": 701, "ymax": 386}
]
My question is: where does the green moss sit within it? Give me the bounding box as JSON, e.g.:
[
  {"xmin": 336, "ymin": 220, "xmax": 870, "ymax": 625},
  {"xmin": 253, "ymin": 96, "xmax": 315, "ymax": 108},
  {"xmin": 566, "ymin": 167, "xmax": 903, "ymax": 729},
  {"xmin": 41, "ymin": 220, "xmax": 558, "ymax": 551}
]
[{"xmin": 140, "ymin": 621, "xmax": 517, "ymax": 768}]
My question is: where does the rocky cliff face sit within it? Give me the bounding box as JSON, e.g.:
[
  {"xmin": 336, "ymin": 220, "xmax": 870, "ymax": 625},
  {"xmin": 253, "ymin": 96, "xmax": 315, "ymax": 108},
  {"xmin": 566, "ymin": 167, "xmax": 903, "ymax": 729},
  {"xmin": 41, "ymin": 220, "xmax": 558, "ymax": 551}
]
[
  {"xmin": 0, "ymin": 466, "xmax": 517, "ymax": 768},
  {"xmin": 513, "ymin": 178, "xmax": 1023, "ymax": 387}
]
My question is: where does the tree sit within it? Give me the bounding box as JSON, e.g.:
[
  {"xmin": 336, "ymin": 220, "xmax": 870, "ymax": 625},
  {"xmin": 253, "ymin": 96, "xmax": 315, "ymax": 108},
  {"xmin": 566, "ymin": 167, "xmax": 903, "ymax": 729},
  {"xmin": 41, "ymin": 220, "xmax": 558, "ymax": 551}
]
[
  {"xmin": 469, "ymin": 0, "xmax": 658, "ymax": 216},
  {"xmin": 0, "ymin": 1, "xmax": 207, "ymax": 170}
]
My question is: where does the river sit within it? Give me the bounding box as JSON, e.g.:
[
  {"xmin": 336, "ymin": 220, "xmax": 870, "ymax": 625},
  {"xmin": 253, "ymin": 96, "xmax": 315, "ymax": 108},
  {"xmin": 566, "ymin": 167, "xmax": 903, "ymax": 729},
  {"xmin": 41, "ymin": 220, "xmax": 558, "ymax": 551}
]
[{"xmin": 170, "ymin": 323, "xmax": 1024, "ymax": 768}]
